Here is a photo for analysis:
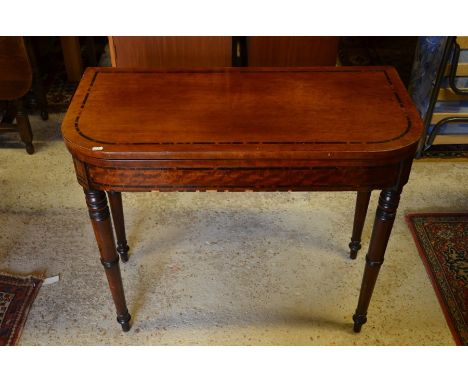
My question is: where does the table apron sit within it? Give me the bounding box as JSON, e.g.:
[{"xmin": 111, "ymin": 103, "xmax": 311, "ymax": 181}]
[{"xmin": 78, "ymin": 161, "xmax": 402, "ymax": 192}]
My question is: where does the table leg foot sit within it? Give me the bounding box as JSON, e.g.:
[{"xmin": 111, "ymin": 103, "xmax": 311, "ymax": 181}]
[
  {"xmin": 349, "ymin": 191, "xmax": 371, "ymax": 259},
  {"xmin": 352, "ymin": 313, "xmax": 367, "ymax": 333},
  {"xmin": 117, "ymin": 311, "xmax": 132, "ymax": 332},
  {"xmin": 349, "ymin": 241, "xmax": 361, "ymax": 260},
  {"xmin": 25, "ymin": 143, "xmax": 35, "ymax": 155},
  {"xmin": 117, "ymin": 242, "xmax": 130, "ymax": 263},
  {"xmin": 352, "ymin": 189, "xmax": 400, "ymax": 332}
]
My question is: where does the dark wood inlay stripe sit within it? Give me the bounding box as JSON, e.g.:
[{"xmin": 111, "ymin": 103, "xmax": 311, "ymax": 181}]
[{"xmin": 73, "ymin": 69, "xmax": 413, "ymax": 147}]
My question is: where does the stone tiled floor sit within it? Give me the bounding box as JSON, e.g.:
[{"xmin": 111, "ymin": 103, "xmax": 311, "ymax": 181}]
[{"xmin": 0, "ymin": 113, "xmax": 465, "ymax": 345}]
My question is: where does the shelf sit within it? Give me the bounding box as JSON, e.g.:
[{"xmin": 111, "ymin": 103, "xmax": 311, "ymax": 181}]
[{"xmin": 433, "ymin": 134, "xmax": 468, "ymax": 144}]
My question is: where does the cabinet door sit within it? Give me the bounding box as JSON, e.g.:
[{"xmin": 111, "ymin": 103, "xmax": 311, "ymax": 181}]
[
  {"xmin": 247, "ymin": 37, "xmax": 338, "ymax": 66},
  {"xmin": 109, "ymin": 37, "xmax": 232, "ymax": 68}
]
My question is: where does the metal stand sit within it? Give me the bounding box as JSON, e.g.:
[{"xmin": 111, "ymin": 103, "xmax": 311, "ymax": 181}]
[{"xmin": 416, "ymin": 37, "xmax": 468, "ymax": 156}]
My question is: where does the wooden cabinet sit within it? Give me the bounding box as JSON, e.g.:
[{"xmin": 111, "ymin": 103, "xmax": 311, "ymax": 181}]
[
  {"xmin": 247, "ymin": 37, "xmax": 338, "ymax": 66},
  {"xmin": 109, "ymin": 37, "xmax": 232, "ymax": 68},
  {"xmin": 109, "ymin": 37, "xmax": 339, "ymax": 68}
]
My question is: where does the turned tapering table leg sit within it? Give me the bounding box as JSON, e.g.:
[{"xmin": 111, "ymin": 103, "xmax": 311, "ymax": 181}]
[
  {"xmin": 349, "ymin": 191, "xmax": 371, "ymax": 259},
  {"xmin": 16, "ymin": 99, "xmax": 34, "ymax": 155},
  {"xmin": 352, "ymin": 189, "xmax": 400, "ymax": 332},
  {"xmin": 84, "ymin": 189, "xmax": 131, "ymax": 332},
  {"xmin": 107, "ymin": 191, "xmax": 130, "ymax": 263}
]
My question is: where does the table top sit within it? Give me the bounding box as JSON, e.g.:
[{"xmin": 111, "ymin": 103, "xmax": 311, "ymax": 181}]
[{"xmin": 62, "ymin": 67, "xmax": 423, "ymax": 162}]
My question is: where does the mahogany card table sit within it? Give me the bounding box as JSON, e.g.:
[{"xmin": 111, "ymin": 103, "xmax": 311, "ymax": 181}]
[{"xmin": 62, "ymin": 67, "xmax": 423, "ymax": 333}]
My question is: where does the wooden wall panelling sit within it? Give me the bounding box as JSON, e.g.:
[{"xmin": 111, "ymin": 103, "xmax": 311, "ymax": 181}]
[
  {"xmin": 108, "ymin": 37, "xmax": 232, "ymax": 68},
  {"xmin": 247, "ymin": 37, "xmax": 339, "ymax": 67}
]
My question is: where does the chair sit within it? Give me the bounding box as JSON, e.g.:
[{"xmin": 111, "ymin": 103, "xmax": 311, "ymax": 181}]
[{"xmin": 0, "ymin": 36, "xmax": 34, "ymax": 154}]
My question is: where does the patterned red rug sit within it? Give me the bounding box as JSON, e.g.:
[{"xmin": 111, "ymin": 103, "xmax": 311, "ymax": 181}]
[
  {"xmin": 406, "ymin": 213, "xmax": 468, "ymax": 345},
  {"xmin": 0, "ymin": 273, "xmax": 43, "ymax": 346}
]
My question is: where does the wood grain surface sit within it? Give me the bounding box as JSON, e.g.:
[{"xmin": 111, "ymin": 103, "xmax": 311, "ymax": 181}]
[
  {"xmin": 248, "ymin": 37, "xmax": 339, "ymax": 66},
  {"xmin": 109, "ymin": 37, "xmax": 231, "ymax": 68},
  {"xmin": 62, "ymin": 67, "xmax": 422, "ymax": 162}
]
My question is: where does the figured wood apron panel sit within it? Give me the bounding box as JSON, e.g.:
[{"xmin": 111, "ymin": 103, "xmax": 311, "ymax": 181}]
[{"xmin": 85, "ymin": 163, "xmax": 400, "ymax": 191}]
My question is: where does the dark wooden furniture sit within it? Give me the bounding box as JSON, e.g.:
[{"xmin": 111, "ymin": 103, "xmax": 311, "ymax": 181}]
[
  {"xmin": 62, "ymin": 67, "xmax": 423, "ymax": 333},
  {"xmin": 247, "ymin": 37, "xmax": 338, "ymax": 66},
  {"xmin": 109, "ymin": 37, "xmax": 232, "ymax": 68},
  {"xmin": 59, "ymin": 37, "xmax": 100, "ymax": 82},
  {"xmin": 0, "ymin": 37, "xmax": 34, "ymax": 154},
  {"xmin": 60, "ymin": 37, "xmax": 84, "ymax": 82},
  {"xmin": 23, "ymin": 37, "xmax": 49, "ymax": 121},
  {"xmin": 109, "ymin": 37, "xmax": 338, "ymax": 68}
]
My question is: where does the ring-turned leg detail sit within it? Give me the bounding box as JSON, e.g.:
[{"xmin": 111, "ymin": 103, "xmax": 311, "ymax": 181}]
[
  {"xmin": 85, "ymin": 189, "xmax": 131, "ymax": 332},
  {"xmin": 349, "ymin": 191, "xmax": 371, "ymax": 259},
  {"xmin": 108, "ymin": 191, "xmax": 130, "ymax": 263},
  {"xmin": 353, "ymin": 188, "xmax": 400, "ymax": 333},
  {"xmin": 117, "ymin": 312, "xmax": 132, "ymax": 332}
]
